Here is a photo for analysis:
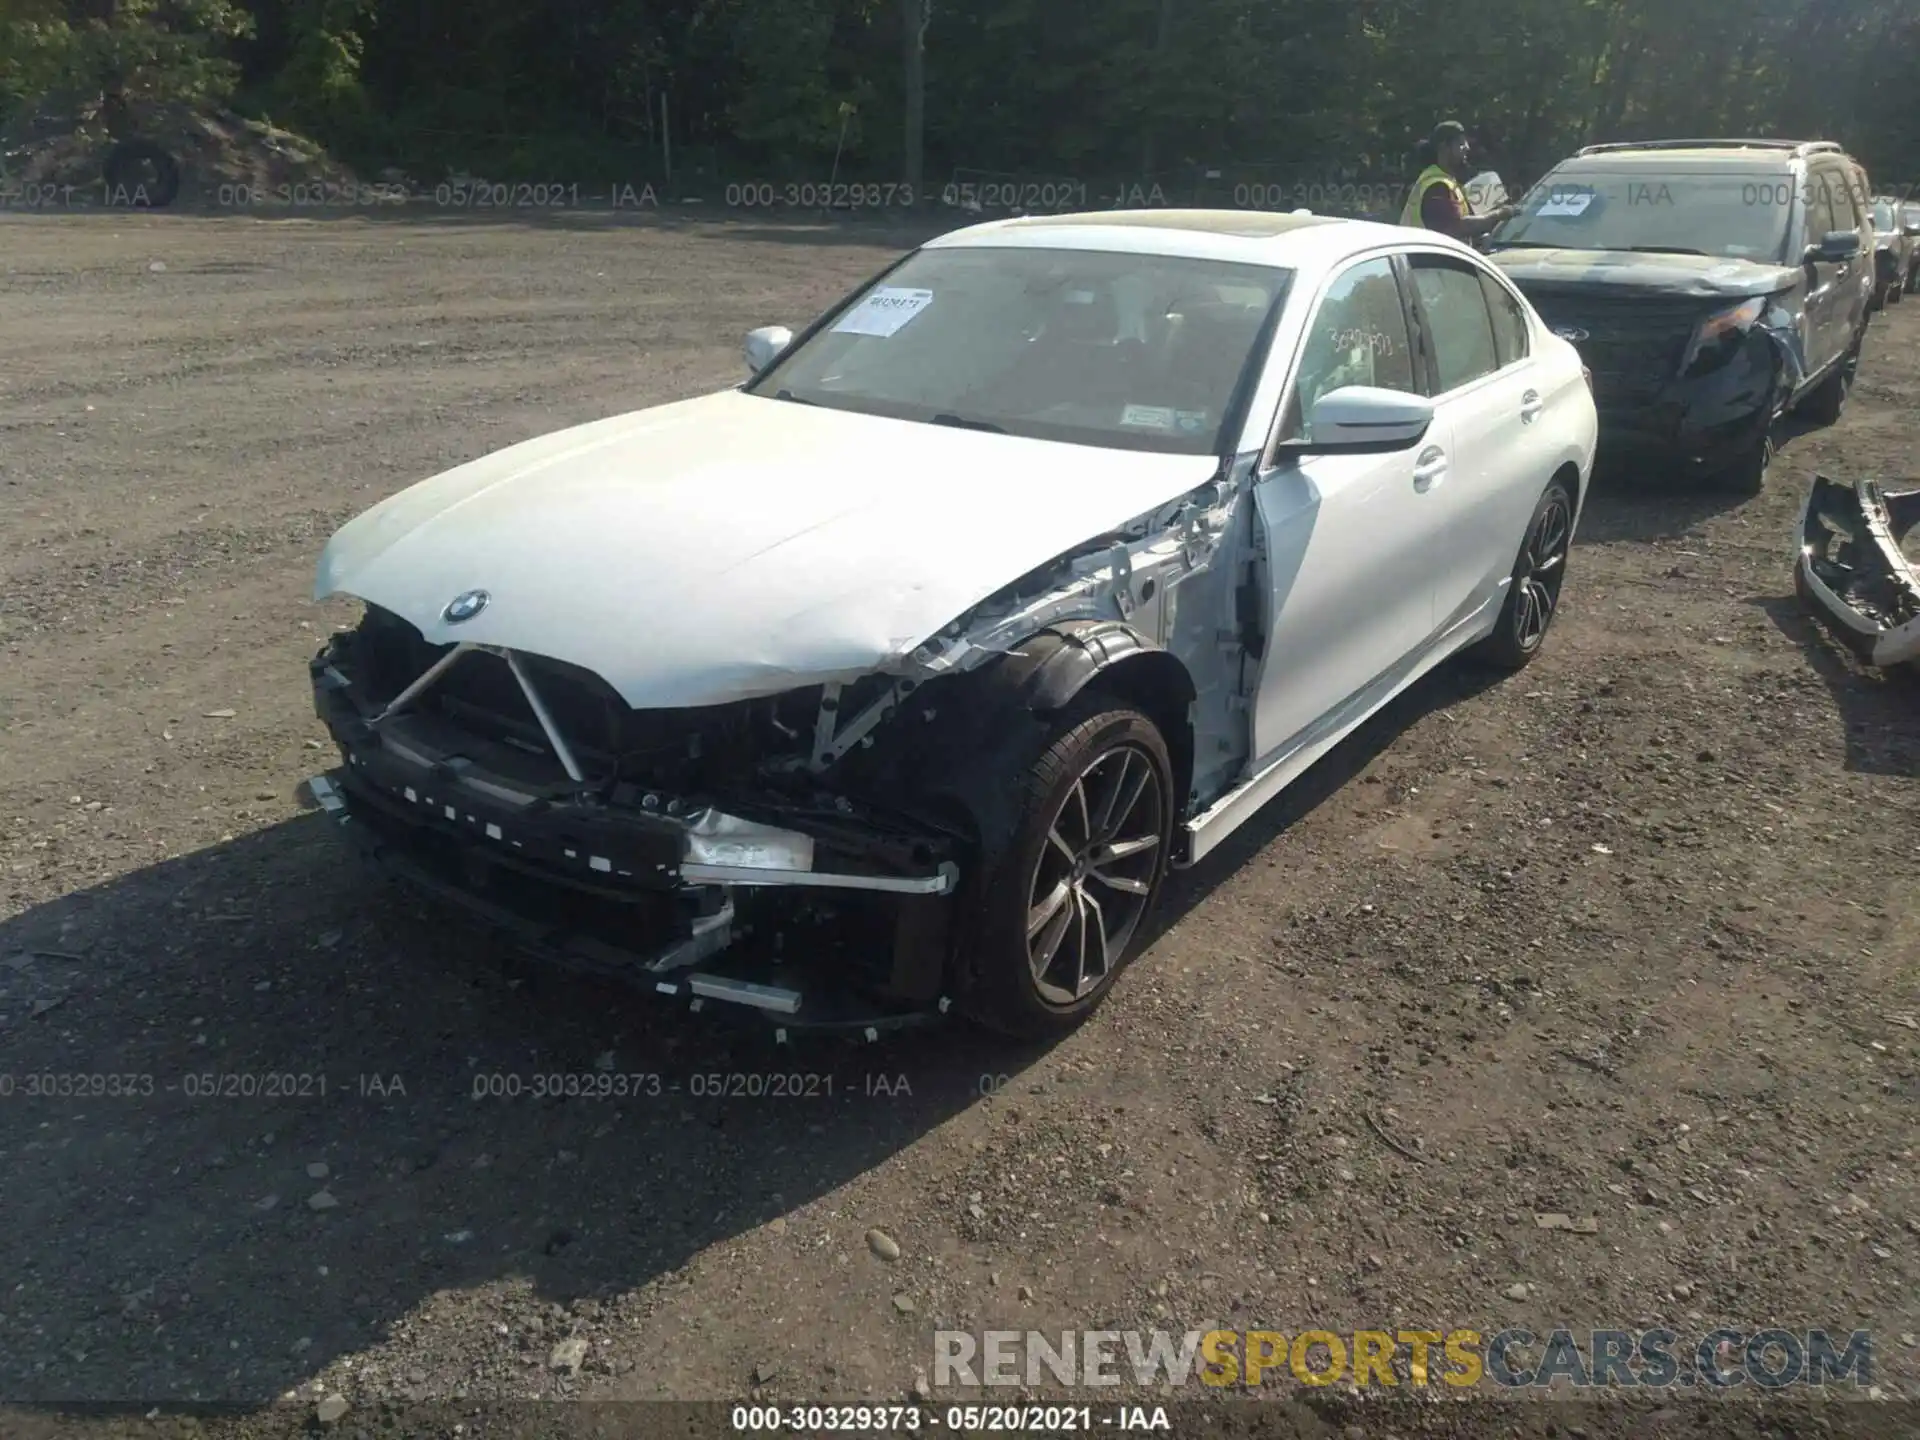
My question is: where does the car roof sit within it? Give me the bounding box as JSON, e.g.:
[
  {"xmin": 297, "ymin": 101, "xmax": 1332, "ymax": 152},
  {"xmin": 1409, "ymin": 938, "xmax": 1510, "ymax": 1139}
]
[
  {"xmin": 925, "ymin": 209, "xmax": 1461, "ymax": 268},
  {"xmin": 1551, "ymin": 146, "xmax": 1814, "ymax": 170}
]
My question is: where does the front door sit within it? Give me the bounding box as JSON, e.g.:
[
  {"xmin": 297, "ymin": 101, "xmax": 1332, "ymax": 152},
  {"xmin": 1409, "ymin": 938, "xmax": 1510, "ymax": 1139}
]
[
  {"xmin": 1250, "ymin": 253, "xmax": 1441, "ymax": 763},
  {"xmin": 1799, "ymin": 163, "xmax": 1855, "ymax": 379}
]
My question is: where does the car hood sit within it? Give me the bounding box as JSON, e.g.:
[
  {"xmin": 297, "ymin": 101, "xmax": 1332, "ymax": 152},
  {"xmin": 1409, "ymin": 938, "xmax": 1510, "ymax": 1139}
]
[
  {"xmin": 315, "ymin": 389, "xmax": 1219, "ymax": 708},
  {"xmin": 1489, "ymin": 247, "xmax": 1802, "ymax": 299}
]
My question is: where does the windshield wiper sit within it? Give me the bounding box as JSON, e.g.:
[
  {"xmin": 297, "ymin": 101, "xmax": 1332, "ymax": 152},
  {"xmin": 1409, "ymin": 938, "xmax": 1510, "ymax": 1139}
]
[
  {"xmin": 928, "ymin": 413, "xmax": 1007, "ymax": 433},
  {"xmin": 772, "ymin": 388, "xmax": 818, "ymax": 405},
  {"xmin": 1621, "ymin": 245, "xmax": 1708, "ymax": 256}
]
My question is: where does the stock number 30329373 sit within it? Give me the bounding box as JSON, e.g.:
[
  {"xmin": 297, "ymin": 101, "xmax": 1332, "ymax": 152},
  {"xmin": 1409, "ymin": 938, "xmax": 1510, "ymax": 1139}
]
[{"xmin": 730, "ymin": 1405, "xmax": 1100, "ymax": 1431}]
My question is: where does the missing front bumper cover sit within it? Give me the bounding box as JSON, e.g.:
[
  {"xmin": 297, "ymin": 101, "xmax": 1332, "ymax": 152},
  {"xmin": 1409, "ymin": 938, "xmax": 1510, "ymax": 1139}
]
[
  {"xmin": 307, "ymin": 630, "xmax": 961, "ymax": 1027},
  {"xmin": 308, "ymin": 769, "xmax": 951, "ymax": 1032}
]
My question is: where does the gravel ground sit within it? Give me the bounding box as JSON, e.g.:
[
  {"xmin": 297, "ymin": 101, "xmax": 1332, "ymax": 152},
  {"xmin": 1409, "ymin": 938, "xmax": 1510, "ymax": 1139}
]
[{"xmin": 1, "ymin": 213, "xmax": 1917, "ymax": 1439}]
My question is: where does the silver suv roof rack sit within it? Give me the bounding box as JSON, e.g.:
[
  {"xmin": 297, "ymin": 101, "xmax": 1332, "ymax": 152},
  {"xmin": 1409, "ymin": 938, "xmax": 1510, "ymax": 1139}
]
[{"xmin": 1576, "ymin": 138, "xmax": 1842, "ymax": 157}]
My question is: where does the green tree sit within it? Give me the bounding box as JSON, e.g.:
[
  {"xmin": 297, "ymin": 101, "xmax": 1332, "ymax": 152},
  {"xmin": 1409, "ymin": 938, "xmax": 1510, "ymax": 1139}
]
[{"xmin": 2, "ymin": 0, "xmax": 252, "ymax": 118}]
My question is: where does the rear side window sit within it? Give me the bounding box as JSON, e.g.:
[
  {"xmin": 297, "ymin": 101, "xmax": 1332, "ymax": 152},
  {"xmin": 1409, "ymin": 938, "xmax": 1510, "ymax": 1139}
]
[
  {"xmin": 1410, "ymin": 257, "xmax": 1499, "ymax": 392},
  {"xmin": 1480, "ymin": 273, "xmax": 1530, "ymax": 367},
  {"xmin": 1831, "ymin": 167, "xmax": 1867, "ymax": 232}
]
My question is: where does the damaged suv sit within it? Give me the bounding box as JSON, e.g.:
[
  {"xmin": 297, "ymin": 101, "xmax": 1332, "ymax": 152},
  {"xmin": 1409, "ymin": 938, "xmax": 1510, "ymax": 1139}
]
[
  {"xmin": 1487, "ymin": 139, "xmax": 1874, "ymax": 493},
  {"xmin": 307, "ymin": 210, "xmax": 1595, "ymax": 1037}
]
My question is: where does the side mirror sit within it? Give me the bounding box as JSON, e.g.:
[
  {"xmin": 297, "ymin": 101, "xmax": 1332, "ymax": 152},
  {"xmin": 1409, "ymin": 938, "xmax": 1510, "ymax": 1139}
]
[
  {"xmin": 1805, "ymin": 230, "xmax": 1861, "ymax": 264},
  {"xmin": 1904, "ymin": 223, "xmax": 1920, "ymax": 238},
  {"xmin": 744, "ymin": 325, "xmax": 793, "ymax": 375},
  {"xmin": 1296, "ymin": 385, "xmax": 1436, "ymax": 450}
]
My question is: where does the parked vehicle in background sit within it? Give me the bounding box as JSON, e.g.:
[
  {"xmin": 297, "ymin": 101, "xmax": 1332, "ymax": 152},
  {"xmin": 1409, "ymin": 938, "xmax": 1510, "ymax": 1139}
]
[
  {"xmin": 304, "ymin": 211, "xmax": 1596, "ymax": 1038},
  {"xmin": 1869, "ymin": 196, "xmax": 1916, "ymax": 306},
  {"xmin": 1906, "ymin": 203, "xmax": 1920, "ymax": 292},
  {"xmin": 1873, "ymin": 195, "xmax": 1904, "ymax": 311},
  {"xmin": 1484, "ymin": 139, "xmax": 1874, "ymax": 494}
]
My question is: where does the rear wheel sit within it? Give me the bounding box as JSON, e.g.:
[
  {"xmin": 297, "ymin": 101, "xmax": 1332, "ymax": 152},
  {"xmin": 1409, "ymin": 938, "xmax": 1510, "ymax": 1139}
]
[
  {"xmin": 959, "ymin": 699, "xmax": 1173, "ymax": 1038},
  {"xmin": 1472, "ymin": 477, "xmax": 1574, "ymax": 672}
]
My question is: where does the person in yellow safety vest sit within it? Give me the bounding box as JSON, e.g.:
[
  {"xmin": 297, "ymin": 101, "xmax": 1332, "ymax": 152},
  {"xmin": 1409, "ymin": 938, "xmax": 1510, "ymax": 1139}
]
[{"xmin": 1401, "ymin": 120, "xmax": 1517, "ymax": 242}]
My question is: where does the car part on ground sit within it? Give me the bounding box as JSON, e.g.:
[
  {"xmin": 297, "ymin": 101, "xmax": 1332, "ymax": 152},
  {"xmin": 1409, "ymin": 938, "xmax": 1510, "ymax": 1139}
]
[
  {"xmin": 306, "ymin": 209, "xmax": 1596, "ymax": 1036},
  {"xmin": 1796, "ymin": 473, "xmax": 1920, "ymax": 670}
]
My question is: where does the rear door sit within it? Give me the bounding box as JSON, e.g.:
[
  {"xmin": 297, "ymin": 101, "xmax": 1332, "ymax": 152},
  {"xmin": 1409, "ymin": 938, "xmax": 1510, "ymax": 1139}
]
[
  {"xmin": 1404, "ymin": 252, "xmax": 1544, "ymax": 632},
  {"xmin": 1834, "ymin": 165, "xmax": 1876, "ymax": 321}
]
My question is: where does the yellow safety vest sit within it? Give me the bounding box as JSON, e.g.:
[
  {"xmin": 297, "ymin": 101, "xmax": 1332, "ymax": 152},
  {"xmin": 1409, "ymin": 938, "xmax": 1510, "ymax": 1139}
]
[{"xmin": 1401, "ymin": 164, "xmax": 1469, "ymax": 228}]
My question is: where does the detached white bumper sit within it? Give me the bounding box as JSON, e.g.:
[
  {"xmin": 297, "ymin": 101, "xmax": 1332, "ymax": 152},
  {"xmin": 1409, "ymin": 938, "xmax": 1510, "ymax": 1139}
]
[{"xmin": 1796, "ymin": 474, "xmax": 1920, "ymax": 669}]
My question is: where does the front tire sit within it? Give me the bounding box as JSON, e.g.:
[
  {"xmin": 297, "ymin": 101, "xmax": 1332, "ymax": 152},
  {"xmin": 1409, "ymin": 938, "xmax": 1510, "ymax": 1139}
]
[
  {"xmin": 1798, "ymin": 333, "xmax": 1861, "ymax": 426},
  {"xmin": 1708, "ymin": 430, "xmax": 1771, "ymax": 495},
  {"xmin": 1472, "ymin": 477, "xmax": 1574, "ymax": 672},
  {"xmin": 959, "ymin": 699, "xmax": 1173, "ymax": 1038}
]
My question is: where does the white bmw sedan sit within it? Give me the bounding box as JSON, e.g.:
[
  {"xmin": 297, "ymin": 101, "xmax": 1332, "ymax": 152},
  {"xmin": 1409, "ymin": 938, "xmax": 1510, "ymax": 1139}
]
[{"xmin": 308, "ymin": 209, "xmax": 1596, "ymax": 1038}]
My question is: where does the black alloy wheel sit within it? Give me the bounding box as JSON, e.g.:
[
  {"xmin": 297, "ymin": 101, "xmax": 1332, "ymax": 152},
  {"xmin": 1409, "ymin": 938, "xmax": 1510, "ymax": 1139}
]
[
  {"xmin": 1473, "ymin": 477, "xmax": 1575, "ymax": 672},
  {"xmin": 1025, "ymin": 740, "xmax": 1165, "ymax": 1007}
]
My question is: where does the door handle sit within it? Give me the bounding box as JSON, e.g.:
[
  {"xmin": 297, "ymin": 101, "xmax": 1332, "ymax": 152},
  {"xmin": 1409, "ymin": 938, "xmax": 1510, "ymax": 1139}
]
[
  {"xmin": 1412, "ymin": 445, "xmax": 1448, "ymax": 492},
  {"xmin": 1520, "ymin": 389, "xmax": 1544, "ymax": 423}
]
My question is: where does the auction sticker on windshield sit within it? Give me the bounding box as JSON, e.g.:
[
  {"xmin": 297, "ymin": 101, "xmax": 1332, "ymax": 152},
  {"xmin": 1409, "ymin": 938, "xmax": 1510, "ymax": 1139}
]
[
  {"xmin": 833, "ymin": 287, "xmax": 935, "ymax": 337},
  {"xmin": 1536, "ymin": 190, "xmax": 1595, "ymax": 217},
  {"xmin": 1121, "ymin": 404, "xmax": 1175, "ymax": 429}
]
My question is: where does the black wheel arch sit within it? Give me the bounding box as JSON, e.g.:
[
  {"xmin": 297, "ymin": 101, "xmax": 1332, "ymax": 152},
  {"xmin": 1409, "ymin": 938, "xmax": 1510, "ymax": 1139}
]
[{"xmin": 906, "ymin": 620, "xmax": 1197, "ymax": 856}]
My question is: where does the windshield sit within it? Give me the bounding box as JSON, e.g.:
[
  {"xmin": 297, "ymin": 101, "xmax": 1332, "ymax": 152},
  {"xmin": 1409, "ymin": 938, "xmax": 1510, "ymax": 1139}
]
[
  {"xmin": 1488, "ymin": 168, "xmax": 1792, "ymax": 262},
  {"xmin": 747, "ymin": 246, "xmax": 1291, "ymax": 455}
]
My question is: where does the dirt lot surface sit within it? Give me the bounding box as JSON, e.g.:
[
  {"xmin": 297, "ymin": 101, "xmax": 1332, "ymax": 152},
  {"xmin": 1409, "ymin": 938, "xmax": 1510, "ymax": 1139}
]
[{"xmin": 2, "ymin": 213, "xmax": 1918, "ymax": 1438}]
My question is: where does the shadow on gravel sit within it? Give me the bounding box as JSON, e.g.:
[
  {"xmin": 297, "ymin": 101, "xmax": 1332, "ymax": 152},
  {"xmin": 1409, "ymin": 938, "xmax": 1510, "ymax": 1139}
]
[
  {"xmin": 1577, "ymin": 414, "xmax": 1828, "ymax": 545},
  {"xmin": 0, "ymin": 812, "xmax": 1031, "ymax": 1406},
  {"xmin": 1150, "ymin": 656, "xmax": 1509, "ymax": 928},
  {"xmin": 1751, "ymin": 592, "xmax": 1920, "ymax": 777},
  {"xmin": 1575, "ymin": 471, "xmax": 1746, "ymax": 544},
  {"xmin": 0, "ymin": 653, "xmax": 1501, "ymax": 1409}
]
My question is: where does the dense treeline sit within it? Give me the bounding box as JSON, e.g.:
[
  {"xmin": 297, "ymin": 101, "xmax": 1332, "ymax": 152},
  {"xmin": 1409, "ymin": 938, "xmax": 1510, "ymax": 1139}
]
[{"xmin": 3, "ymin": 0, "xmax": 1917, "ymax": 193}]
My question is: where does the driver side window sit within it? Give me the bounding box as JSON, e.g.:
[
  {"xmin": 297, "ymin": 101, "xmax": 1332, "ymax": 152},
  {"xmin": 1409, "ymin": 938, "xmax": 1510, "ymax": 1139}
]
[{"xmin": 1277, "ymin": 256, "xmax": 1415, "ymax": 443}]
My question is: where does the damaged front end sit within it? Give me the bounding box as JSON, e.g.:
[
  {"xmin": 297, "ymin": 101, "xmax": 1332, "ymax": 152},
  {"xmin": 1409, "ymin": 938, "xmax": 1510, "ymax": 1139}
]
[
  {"xmin": 1796, "ymin": 473, "xmax": 1920, "ymax": 670},
  {"xmin": 308, "ymin": 478, "xmax": 1240, "ymax": 1031}
]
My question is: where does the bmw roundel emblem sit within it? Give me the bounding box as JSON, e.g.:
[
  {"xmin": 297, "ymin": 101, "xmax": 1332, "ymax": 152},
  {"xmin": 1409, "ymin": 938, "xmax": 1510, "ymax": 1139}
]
[
  {"xmin": 442, "ymin": 588, "xmax": 490, "ymax": 624},
  {"xmin": 1552, "ymin": 326, "xmax": 1590, "ymax": 343}
]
